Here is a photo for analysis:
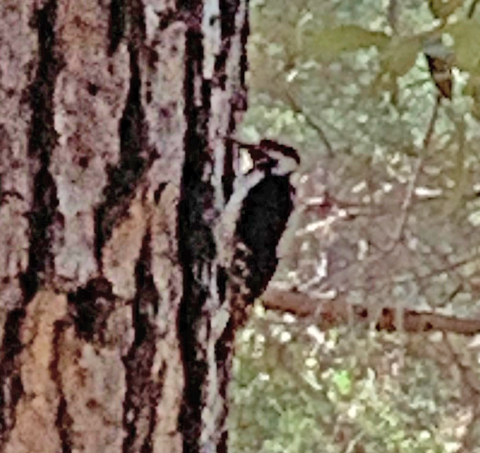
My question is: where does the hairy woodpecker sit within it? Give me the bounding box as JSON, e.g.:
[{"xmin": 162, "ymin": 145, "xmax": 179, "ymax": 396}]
[{"xmin": 218, "ymin": 139, "xmax": 300, "ymax": 318}]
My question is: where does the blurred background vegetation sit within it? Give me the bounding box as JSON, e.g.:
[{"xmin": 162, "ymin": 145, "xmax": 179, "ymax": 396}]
[{"xmin": 230, "ymin": 0, "xmax": 480, "ymax": 451}]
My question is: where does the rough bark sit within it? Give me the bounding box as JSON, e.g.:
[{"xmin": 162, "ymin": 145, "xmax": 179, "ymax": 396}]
[{"xmin": 0, "ymin": 0, "xmax": 249, "ymax": 452}]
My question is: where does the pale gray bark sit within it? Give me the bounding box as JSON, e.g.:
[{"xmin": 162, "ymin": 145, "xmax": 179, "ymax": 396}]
[{"xmin": 0, "ymin": 0, "xmax": 250, "ymax": 452}]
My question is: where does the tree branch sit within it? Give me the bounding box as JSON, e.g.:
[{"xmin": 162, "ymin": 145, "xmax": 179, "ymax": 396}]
[
  {"xmin": 468, "ymin": 0, "xmax": 480, "ymax": 18},
  {"xmin": 261, "ymin": 288, "xmax": 480, "ymax": 336}
]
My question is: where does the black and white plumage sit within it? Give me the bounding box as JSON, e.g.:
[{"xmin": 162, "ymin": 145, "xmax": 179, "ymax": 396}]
[{"xmin": 221, "ymin": 139, "xmax": 300, "ymax": 307}]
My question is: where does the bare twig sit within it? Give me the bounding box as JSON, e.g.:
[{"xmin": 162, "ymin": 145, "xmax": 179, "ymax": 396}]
[
  {"xmin": 468, "ymin": 0, "xmax": 480, "ymax": 18},
  {"xmin": 385, "ymin": 94, "xmax": 441, "ymax": 250},
  {"xmin": 320, "ymin": 252, "xmax": 480, "ymax": 297},
  {"xmin": 387, "ymin": 0, "xmax": 399, "ymax": 33},
  {"xmin": 284, "ymin": 90, "xmax": 334, "ymax": 157}
]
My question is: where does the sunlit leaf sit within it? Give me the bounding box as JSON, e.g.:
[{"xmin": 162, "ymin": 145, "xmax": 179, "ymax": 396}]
[
  {"xmin": 332, "ymin": 369, "xmax": 352, "ymax": 396},
  {"xmin": 380, "ymin": 36, "xmax": 422, "ymax": 78},
  {"xmin": 445, "ymin": 19, "xmax": 480, "ymax": 73}
]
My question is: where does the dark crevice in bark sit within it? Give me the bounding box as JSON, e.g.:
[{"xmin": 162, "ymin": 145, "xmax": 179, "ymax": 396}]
[
  {"xmin": 214, "ymin": 317, "xmax": 235, "ymax": 453},
  {"xmin": 130, "ymin": 0, "xmax": 147, "ymax": 44},
  {"xmin": 214, "ymin": 0, "xmax": 239, "ymax": 89},
  {"xmin": 23, "ymin": 0, "xmax": 62, "ymax": 300},
  {"xmin": 238, "ymin": 3, "xmax": 249, "ymax": 96},
  {"xmin": 0, "ymin": 1, "xmax": 62, "ymax": 445},
  {"xmin": 153, "ymin": 182, "xmax": 168, "ymax": 204},
  {"xmin": 50, "ymin": 319, "xmax": 74, "ymax": 453},
  {"xmin": 217, "ymin": 0, "xmax": 239, "ymax": 200},
  {"xmin": 158, "ymin": 9, "xmax": 176, "ymax": 31},
  {"xmin": 222, "ymin": 137, "xmax": 235, "ymax": 200},
  {"xmin": 158, "ymin": 8, "xmax": 184, "ymax": 31},
  {"xmin": 67, "ymin": 277, "xmax": 115, "ymax": 342},
  {"xmin": 140, "ymin": 363, "xmax": 167, "ymax": 453},
  {"xmin": 95, "ymin": 31, "xmax": 149, "ymax": 268},
  {"xmin": 0, "ymin": 308, "xmax": 26, "ymax": 444},
  {"xmin": 108, "ymin": 0, "xmax": 125, "ymax": 55},
  {"xmin": 219, "ymin": 0, "xmax": 238, "ymax": 40},
  {"xmin": 178, "ymin": 27, "xmax": 214, "ymax": 264},
  {"xmin": 217, "ymin": 266, "xmax": 228, "ymax": 304},
  {"xmin": 221, "ymin": 0, "xmax": 249, "ymax": 201},
  {"xmin": 122, "ymin": 229, "xmax": 163, "ymax": 453},
  {"xmin": 213, "ymin": 268, "xmax": 235, "ymax": 453},
  {"xmin": 109, "ymin": 0, "xmax": 146, "ymax": 55},
  {"xmin": 177, "ymin": 20, "xmax": 215, "ymax": 451},
  {"xmin": 215, "ymin": 263, "xmax": 233, "ymax": 452},
  {"xmin": 177, "ymin": 3, "xmax": 252, "ymax": 450},
  {"xmin": 176, "ymin": 0, "xmax": 202, "ymax": 15}
]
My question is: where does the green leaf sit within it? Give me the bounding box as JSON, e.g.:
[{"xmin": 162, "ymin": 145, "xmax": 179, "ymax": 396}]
[
  {"xmin": 380, "ymin": 36, "xmax": 422, "ymax": 77},
  {"xmin": 372, "ymin": 36, "xmax": 422, "ymax": 103},
  {"xmin": 445, "ymin": 19, "xmax": 480, "ymax": 73},
  {"xmin": 306, "ymin": 25, "xmax": 390, "ymax": 60},
  {"xmin": 332, "ymin": 369, "xmax": 352, "ymax": 396}
]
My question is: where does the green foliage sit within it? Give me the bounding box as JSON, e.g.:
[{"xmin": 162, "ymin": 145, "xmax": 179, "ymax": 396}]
[
  {"xmin": 230, "ymin": 312, "xmax": 468, "ymax": 453},
  {"xmin": 231, "ymin": 0, "xmax": 480, "ymax": 451},
  {"xmin": 305, "ymin": 25, "xmax": 390, "ymax": 61},
  {"xmin": 331, "ymin": 369, "xmax": 352, "ymax": 396},
  {"xmin": 446, "ymin": 19, "xmax": 480, "ymax": 73},
  {"xmin": 380, "ymin": 36, "xmax": 423, "ymax": 78}
]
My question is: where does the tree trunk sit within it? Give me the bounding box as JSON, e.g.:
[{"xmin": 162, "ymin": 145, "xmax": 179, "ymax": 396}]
[{"xmin": 0, "ymin": 0, "xmax": 249, "ymax": 452}]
